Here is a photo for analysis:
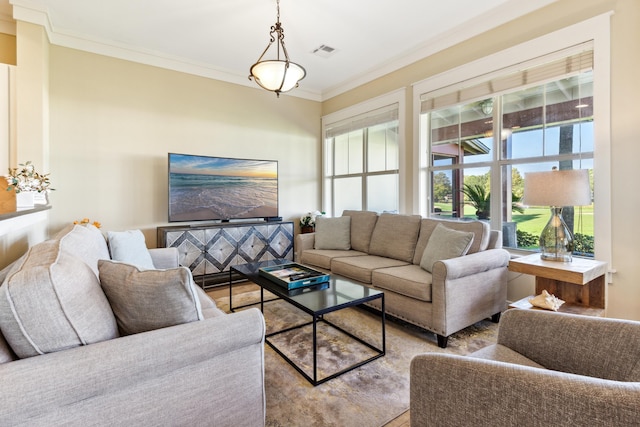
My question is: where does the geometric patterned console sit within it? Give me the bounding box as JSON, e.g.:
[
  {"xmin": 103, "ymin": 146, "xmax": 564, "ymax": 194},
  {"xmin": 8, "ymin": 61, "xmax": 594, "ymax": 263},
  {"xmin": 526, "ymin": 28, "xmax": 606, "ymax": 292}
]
[{"xmin": 157, "ymin": 221, "xmax": 294, "ymax": 288}]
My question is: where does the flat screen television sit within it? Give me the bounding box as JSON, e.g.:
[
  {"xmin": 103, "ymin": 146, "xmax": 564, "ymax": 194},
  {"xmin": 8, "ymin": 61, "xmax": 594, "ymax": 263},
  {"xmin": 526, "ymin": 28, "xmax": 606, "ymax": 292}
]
[{"xmin": 168, "ymin": 153, "xmax": 278, "ymax": 222}]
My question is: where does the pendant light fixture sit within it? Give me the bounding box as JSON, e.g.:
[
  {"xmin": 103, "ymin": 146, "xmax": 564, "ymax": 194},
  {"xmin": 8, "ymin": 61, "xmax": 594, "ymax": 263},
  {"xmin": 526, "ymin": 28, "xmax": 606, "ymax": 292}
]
[{"xmin": 249, "ymin": 0, "xmax": 306, "ymax": 97}]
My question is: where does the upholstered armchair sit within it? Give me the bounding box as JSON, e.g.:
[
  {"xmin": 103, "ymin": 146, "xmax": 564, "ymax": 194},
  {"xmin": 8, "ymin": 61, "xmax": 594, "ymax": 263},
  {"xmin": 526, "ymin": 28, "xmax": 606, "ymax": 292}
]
[{"xmin": 410, "ymin": 309, "xmax": 640, "ymax": 426}]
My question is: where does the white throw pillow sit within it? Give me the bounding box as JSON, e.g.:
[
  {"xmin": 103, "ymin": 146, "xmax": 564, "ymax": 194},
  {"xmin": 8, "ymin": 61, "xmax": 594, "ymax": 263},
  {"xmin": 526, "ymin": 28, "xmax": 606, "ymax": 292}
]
[
  {"xmin": 98, "ymin": 260, "xmax": 204, "ymax": 335},
  {"xmin": 314, "ymin": 216, "xmax": 351, "ymax": 250},
  {"xmin": 420, "ymin": 223, "xmax": 475, "ymax": 273},
  {"xmin": 107, "ymin": 230, "xmax": 155, "ymax": 269}
]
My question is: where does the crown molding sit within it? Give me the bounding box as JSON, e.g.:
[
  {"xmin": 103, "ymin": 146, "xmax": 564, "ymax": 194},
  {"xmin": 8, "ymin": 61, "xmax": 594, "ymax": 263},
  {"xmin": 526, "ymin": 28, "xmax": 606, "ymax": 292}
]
[
  {"xmin": 11, "ymin": 0, "xmax": 558, "ymax": 103},
  {"xmin": 10, "ymin": 1, "xmax": 323, "ymax": 101}
]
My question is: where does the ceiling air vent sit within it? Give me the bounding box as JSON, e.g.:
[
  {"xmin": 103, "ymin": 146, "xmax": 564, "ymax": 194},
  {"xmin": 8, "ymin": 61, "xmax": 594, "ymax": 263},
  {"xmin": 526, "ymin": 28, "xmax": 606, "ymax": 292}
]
[{"xmin": 312, "ymin": 44, "xmax": 337, "ymax": 58}]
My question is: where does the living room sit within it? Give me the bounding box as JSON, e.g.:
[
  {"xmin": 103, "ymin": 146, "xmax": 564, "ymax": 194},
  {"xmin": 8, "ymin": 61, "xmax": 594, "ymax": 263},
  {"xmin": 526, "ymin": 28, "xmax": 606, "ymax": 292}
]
[{"xmin": 0, "ymin": 0, "xmax": 639, "ymax": 425}]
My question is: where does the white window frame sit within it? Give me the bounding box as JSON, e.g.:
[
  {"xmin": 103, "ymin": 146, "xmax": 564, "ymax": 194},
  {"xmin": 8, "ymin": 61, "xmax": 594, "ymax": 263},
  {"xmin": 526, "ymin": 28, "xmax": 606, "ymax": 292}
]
[
  {"xmin": 412, "ymin": 13, "xmax": 612, "ymax": 270},
  {"xmin": 321, "ymin": 89, "xmax": 406, "ymax": 215}
]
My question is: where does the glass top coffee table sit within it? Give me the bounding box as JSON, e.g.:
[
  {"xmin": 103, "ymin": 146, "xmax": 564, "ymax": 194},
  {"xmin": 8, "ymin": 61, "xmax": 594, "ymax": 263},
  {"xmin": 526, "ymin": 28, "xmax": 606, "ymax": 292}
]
[{"xmin": 230, "ymin": 259, "xmax": 385, "ymax": 386}]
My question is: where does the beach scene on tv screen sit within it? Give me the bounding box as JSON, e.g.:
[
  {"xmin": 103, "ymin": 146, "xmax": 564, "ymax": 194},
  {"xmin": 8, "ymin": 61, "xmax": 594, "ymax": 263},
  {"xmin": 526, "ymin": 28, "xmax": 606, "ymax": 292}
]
[{"xmin": 169, "ymin": 154, "xmax": 278, "ymax": 221}]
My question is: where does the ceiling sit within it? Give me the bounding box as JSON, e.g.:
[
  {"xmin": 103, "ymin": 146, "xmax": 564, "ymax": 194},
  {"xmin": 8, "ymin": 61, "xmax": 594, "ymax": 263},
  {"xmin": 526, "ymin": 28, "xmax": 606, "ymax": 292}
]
[{"xmin": 4, "ymin": 0, "xmax": 558, "ymax": 101}]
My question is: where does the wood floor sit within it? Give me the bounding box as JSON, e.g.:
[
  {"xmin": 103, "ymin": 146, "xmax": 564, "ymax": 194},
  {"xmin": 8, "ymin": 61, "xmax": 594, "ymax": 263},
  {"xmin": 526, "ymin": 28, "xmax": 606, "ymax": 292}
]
[{"xmin": 205, "ymin": 283, "xmax": 411, "ymax": 427}]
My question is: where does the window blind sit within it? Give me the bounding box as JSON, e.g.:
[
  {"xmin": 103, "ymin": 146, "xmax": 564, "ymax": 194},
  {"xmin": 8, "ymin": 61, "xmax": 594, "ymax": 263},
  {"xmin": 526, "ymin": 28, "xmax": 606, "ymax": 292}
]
[
  {"xmin": 324, "ymin": 103, "xmax": 399, "ymax": 139},
  {"xmin": 420, "ymin": 45, "xmax": 593, "ymax": 113}
]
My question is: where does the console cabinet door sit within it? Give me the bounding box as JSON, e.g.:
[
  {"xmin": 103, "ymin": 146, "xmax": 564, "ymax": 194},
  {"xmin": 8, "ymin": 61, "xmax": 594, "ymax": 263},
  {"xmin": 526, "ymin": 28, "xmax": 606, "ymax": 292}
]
[
  {"xmin": 164, "ymin": 229, "xmax": 207, "ymax": 276},
  {"xmin": 158, "ymin": 222, "xmax": 294, "ymax": 285}
]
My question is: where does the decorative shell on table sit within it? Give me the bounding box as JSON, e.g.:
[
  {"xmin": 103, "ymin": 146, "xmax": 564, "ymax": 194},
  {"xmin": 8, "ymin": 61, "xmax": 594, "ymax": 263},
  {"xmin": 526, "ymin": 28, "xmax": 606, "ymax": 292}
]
[{"xmin": 529, "ymin": 290, "xmax": 565, "ymax": 311}]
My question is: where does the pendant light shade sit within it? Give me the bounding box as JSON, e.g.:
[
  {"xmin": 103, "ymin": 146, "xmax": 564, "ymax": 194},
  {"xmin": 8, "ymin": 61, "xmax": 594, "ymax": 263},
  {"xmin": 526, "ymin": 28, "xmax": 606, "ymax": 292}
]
[
  {"xmin": 250, "ymin": 60, "xmax": 306, "ymax": 93},
  {"xmin": 249, "ymin": 0, "xmax": 306, "ymax": 97}
]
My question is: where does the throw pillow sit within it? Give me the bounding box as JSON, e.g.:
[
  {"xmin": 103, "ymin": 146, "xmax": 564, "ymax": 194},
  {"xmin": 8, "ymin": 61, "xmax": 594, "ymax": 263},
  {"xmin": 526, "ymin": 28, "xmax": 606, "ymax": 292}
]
[
  {"xmin": 342, "ymin": 210, "xmax": 378, "ymax": 253},
  {"xmin": 107, "ymin": 230, "xmax": 155, "ymax": 269},
  {"xmin": 57, "ymin": 224, "xmax": 111, "ymax": 278},
  {"xmin": 368, "ymin": 213, "xmax": 422, "ymax": 262},
  {"xmin": 98, "ymin": 260, "xmax": 204, "ymax": 335},
  {"xmin": 0, "ymin": 240, "xmax": 119, "ymax": 359},
  {"xmin": 314, "ymin": 216, "xmax": 351, "ymax": 250},
  {"xmin": 420, "ymin": 223, "xmax": 475, "ymax": 273}
]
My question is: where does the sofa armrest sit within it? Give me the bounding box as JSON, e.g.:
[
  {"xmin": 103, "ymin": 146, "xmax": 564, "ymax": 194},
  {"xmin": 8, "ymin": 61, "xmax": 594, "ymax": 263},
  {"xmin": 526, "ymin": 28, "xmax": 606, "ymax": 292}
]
[
  {"xmin": 149, "ymin": 247, "xmax": 179, "ymax": 269},
  {"xmin": 0, "ymin": 308, "xmax": 266, "ymax": 426},
  {"xmin": 432, "ymin": 248, "xmax": 510, "ymax": 280},
  {"xmin": 410, "ymin": 353, "xmax": 640, "ymax": 427},
  {"xmin": 295, "ymin": 232, "xmax": 315, "ymax": 261},
  {"xmin": 497, "ymin": 309, "xmax": 640, "ymax": 381},
  {"xmin": 429, "ymin": 249, "xmax": 509, "ymax": 338},
  {"xmin": 487, "ymin": 229, "xmax": 502, "ymax": 249}
]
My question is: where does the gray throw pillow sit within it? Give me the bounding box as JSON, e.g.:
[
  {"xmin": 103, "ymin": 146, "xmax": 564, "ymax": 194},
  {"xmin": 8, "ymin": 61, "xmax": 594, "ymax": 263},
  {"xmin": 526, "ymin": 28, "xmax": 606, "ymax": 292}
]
[
  {"xmin": 420, "ymin": 223, "xmax": 474, "ymax": 273},
  {"xmin": 107, "ymin": 230, "xmax": 155, "ymax": 269},
  {"xmin": 0, "ymin": 240, "xmax": 119, "ymax": 359},
  {"xmin": 98, "ymin": 260, "xmax": 204, "ymax": 335},
  {"xmin": 314, "ymin": 216, "xmax": 351, "ymax": 250}
]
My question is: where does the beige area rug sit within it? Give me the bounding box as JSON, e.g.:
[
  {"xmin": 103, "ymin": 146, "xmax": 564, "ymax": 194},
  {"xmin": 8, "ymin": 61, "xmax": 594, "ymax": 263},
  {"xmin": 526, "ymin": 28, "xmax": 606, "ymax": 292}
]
[{"xmin": 215, "ymin": 291, "xmax": 499, "ymax": 427}]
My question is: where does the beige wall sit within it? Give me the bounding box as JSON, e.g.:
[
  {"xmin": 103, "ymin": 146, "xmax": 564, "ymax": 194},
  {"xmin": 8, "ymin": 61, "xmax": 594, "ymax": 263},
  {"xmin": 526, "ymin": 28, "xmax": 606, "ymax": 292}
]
[
  {"xmin": 4, "ymin": 0, "xmax": 639, "ymax": 321},
  {"xmin": 0, "ymin": 32, "xmax": 16, "ymax": 65},
  {"xmin": 46, "ymin": 46, "xmax": 321, "ymax": 246},
  {"xmin": 322, "ymin": 0, "xmax": 640, "ymax": 321}
]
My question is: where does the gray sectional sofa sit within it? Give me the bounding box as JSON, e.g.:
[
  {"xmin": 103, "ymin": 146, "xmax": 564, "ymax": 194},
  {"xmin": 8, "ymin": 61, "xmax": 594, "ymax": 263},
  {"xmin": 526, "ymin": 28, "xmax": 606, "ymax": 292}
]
[
  {"xmin": 0, "ymin": 224, "xmax": 265, "ymax": 427},
  {"xmin": 296, "ymin": 210, "xmax": 510, "ymax": 347}
]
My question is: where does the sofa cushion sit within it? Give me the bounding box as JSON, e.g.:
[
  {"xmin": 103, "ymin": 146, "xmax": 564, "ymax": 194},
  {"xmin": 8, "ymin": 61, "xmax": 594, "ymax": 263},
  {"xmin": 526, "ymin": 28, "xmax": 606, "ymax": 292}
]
[
  {"xmin": 98, "ymin": 260, "xmax": 204, "ymax": 335},
  {"xmin": 342, "ymin": 210, "xmax": 378, "ymax": 253},
  {"xmin": 332, "ymin": 255, "xmax": 408, "ymax": 284},
  {"xmin": 300, "ymin": 249, "xmax": 366, "ymax": 270},
  {"xmin": 314, "ymin": 216, "xmax": 351, "ymax": 250},
  {"xmin": 0, "ymin": 332, "xmax": 16, "ymax": 364},
  {"xmin": 368, "ymin": 213, "xmax": 422, "ymax": 262},
  {"xmin": 413, "ymin": 218, "xmax": 490, "ymax": 264},
  {"xmin": 193, "ymin": 285, "xmax": 226, "ymax": 319},
  {"xmin": 470, "ymin": 344, "xmax": 546, "ymax": 369},
  {"xmin": 0, "ymin": 240, "xmax": 119, "ymax": 359},
  {"xmin": 107, "ymin": 230, "xmax": 155, "ymax": 269},
  {"xmin": 0, "ymin": 254, "xmax": 26, "ymax": 285},
  {"xmin": 56, "ymin": 224, "xmax": 111, "ymax": 277},
  {"xmin": 372, "ymin": 264, "xmax": 432, "ymax": 302},
  {"xmin": 420, "ymin": 223, "xmax": 474, "ymax": 273}
]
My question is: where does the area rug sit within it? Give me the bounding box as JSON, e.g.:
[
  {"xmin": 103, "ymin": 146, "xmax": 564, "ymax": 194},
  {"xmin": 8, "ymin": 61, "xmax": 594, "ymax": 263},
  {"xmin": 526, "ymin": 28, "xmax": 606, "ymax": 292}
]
[{"xmin": 214, "ymin": 290, "xmax": 499, "ymax": 427}]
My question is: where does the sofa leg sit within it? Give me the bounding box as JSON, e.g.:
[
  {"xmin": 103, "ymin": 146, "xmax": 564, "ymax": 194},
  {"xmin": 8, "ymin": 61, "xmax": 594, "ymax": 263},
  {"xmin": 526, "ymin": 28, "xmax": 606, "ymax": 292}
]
[
  {"xmin": 491, "ymin": 312, "xmax": 501, "ymax": 323},
  {"xmin": 436, "ymin": 334, "xmax": 448, "ymax": 348}
]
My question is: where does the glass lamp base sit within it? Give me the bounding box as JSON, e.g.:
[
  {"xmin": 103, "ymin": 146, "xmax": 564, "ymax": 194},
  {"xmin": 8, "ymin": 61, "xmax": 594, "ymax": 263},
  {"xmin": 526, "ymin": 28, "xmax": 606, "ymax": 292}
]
[{"xmin": 539, "ymin": 207, "xmax": 574, "ymax": 262}]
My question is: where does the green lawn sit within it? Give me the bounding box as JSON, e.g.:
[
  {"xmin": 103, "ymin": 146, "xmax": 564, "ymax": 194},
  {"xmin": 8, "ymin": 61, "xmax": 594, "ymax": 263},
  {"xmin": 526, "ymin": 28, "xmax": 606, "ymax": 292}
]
[{"xmin": 434, "ymin": 203, "xmax": 594, "ymax": 236}]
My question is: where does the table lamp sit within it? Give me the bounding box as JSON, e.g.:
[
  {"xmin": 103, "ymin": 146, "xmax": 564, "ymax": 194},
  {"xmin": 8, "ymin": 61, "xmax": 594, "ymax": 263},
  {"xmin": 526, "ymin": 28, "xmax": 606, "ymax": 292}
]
[{"xmin": 523, "ymin": 169, "xmax": 591, "ymax": 262}]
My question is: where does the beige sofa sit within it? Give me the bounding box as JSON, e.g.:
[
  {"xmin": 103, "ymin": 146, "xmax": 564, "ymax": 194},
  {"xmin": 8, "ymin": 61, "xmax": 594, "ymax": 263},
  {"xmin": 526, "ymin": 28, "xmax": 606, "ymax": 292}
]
[
  {"xmin": 0, "ymin": 224, "xmax": 265, "ymax": 427},
  {"xmin": 410, "ymin": 309, "xmax": 640, "ymax": 426},
  {"xmin": 296, "ymin": 210, "xmax": 510, "ymax": 348}
]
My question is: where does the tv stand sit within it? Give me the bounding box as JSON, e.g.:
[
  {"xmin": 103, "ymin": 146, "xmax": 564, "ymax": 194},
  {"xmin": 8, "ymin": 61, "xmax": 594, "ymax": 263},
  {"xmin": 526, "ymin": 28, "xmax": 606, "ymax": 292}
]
[{"xmin": 157, "ymin": 221, "xmax": 294, "ymax": 289}]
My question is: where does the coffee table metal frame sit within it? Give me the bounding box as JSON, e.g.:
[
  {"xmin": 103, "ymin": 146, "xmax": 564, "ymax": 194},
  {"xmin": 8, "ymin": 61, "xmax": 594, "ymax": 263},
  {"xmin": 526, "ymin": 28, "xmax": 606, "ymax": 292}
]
[{"xmin": 230, "ymin": 259, "xmax": 385, "ymax": 386}]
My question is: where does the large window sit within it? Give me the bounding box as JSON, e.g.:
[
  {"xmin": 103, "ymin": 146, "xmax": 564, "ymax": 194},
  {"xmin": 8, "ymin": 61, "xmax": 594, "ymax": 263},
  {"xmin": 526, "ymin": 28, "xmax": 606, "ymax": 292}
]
[
  {"xmin": 323, "ymin": 99, "xmax": 401, "ymax": 216},
  {"xmin": 420, "ymin": 46, "xmax": 595, "ymax": 257}
]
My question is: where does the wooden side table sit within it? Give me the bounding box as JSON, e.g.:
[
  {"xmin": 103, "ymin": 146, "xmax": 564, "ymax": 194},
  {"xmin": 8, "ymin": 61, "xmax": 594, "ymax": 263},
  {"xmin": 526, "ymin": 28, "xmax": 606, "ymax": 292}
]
[{"xmin": 508, "ymin": 253, "xmax": 608, "ymax": 317}]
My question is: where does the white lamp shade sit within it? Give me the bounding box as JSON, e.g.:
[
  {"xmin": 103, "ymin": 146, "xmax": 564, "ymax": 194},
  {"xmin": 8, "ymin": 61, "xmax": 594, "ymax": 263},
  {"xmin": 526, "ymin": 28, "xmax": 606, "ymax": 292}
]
[
  {"xmin": 523, "ymin": 169, "xmax": 591, "ymax": 207},
  {"xmin": 250, "ymin": 60, "xmax": 306, "ymax": 93}
]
